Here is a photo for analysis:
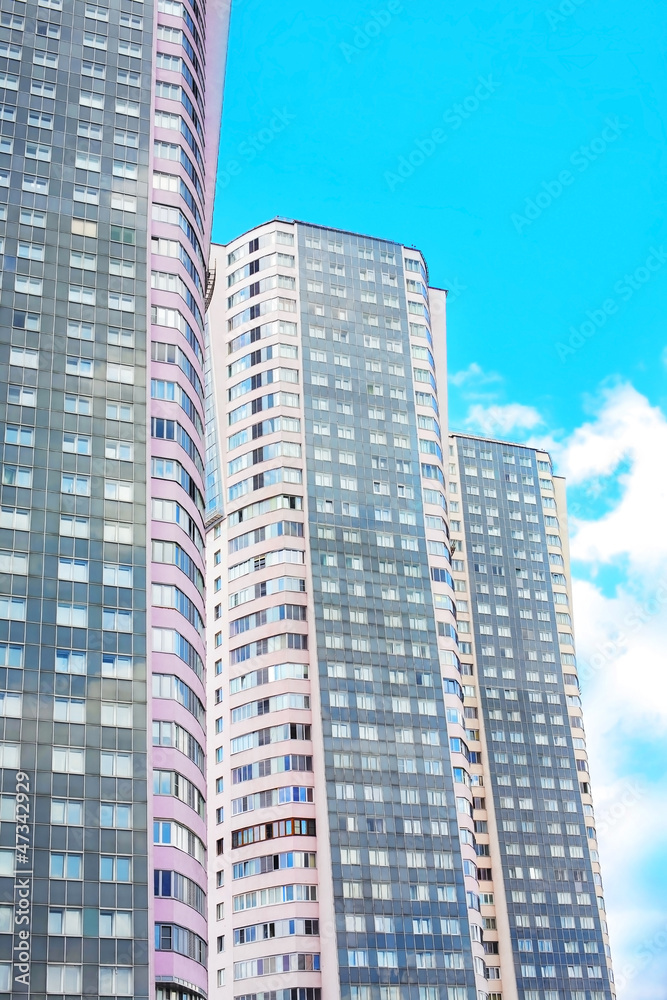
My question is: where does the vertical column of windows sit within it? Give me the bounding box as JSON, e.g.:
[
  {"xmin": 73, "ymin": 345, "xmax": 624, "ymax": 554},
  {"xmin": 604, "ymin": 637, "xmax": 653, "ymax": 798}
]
[
  {"xmin": 544, "ymin": 459, "xmax": 614, "ymax": 988},
  {"xmin": 410, "ymin": 311, "xmax": 488, "ymax": 995},
  {"xmin": 444, "ymin": 442, "xmax": 506, "ymax": 989},
  {"xmin": 150, "ymin": 0, "xmax": 209, "ymax": 992},
  {"xmin": 209, "ymin": 226, "xmax": 321, "ymax": 999}
]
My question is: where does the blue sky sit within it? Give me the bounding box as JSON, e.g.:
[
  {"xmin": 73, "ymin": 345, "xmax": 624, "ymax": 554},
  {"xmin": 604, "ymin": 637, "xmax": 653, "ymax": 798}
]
[{"xmin": 215, "ymin": 3, "xmax": 667, "ymax": 996}]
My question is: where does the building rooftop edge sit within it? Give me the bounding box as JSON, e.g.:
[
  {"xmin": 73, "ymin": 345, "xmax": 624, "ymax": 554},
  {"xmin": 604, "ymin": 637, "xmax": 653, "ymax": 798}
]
[
  {"xmin": 449, "ymin": 429, "xmax": 553, "ymax": 462},
  {"xmin": 211, "ymin": 216, "xmax": 428, "ymax": 260}
]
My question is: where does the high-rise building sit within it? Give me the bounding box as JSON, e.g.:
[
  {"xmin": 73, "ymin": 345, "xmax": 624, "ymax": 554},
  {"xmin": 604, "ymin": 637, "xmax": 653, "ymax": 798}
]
[
  {"xmin": 447, "ymin": 434, "xmax": 615, "ymax": 999},
  {"xmin": 0, "ymin": 0, "xmax": 229, "ymax": 991},
  {"xmin": 205, "ymin": 219, "xmax": 615, "ymax": 1000}
]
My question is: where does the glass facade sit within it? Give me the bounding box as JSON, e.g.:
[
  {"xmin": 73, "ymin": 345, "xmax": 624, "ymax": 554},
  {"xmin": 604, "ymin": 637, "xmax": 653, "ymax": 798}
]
[
  {"xmin": 298, "ymin": 225, "xmax": 477, "ymax": 1000},
  {"xmin": 449, "ymin": 435, "xmax": 615, "ymax": 999},
  {"xmin": 207, "ymin": 220, "xmax": 615, "ymax": 1000},
  {"xmin": 0, "ymin": 0, "xmax": 229, "ymax": 993}
]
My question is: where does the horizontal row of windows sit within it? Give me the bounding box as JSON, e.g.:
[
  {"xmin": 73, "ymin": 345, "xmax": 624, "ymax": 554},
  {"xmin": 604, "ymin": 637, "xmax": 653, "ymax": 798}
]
[
  {"xmin": 154, "ymin": 769, "xmax": 205, "ymax": 818},
  {"xmin": 155, "ymin": 922, "xmax": 207, "ymax": 965},
  {"xmin": 153, "ymin": 627, "xmax": 204, "ymax": 681},
  {"xmin": 229, "ymin": 296, "xmax": 297, "ymax": 331},
  {"xmin": 232, "ymin": 882, "xmax": 317, "ymax": 912},
  {"xmin": 234, "ymin": 917, "xmax": 318, "ymax": 945},
  {"xmin": 228, "ymin": 319, "xmax": 297, "ymax": 355},
  {"xmin": 232, "ymin": 818, "xmax": 316, "ymax": 849},
  {"xmin": 227, "ymin": 576, "xmax": 305, "ymax": 610},
  {"xmin": 230, "ymin": 723, "xmax": 311, "ymax": 756},
  {"xmin": 228, "ymin": 390, "xmax": 299, "ymax": 426},
  {"xmin": 152, "ymin": 674, "xmax": 204, "ymax": 727},
  {"xmin": 229, "ymin": 750, "xmax": 313, "ymax": 791},
  {"xmin": 230, "ymin": 632, "xmax": 307, "ymax": 664},
  {"xmin": 233, "ymin": 852, "xmax": 317, "ymax": 880},
  {"xmin": 230, "ymin": 603, "xmax": 307, "ymax": 639},
  {"xmin": 229, "ymin": 548, "xmax": 304, "ymax": 581},
  {"xmin": 227, "ymin": 493, "xmax": 301, "ymax": 528},
  {"xmin": 153, "ymin": 820, "xmax": 205, "ymax": 865},
  {"xmin": 228, "ymin": 415, "xmax": 301, "ymax": 452},
  {"xmin": 231, "ymin": 691, "xmax": 310, "ymax": 724},
  {"xmin": 228, "ymin": 341, "xmax": 297, "ymax": 377},
  {"xmin": 227, "ymin": 231, "xmax": 295, "ymax": 266},
  {"xmin": 228, "ymin": 466, "xmax": 303, "ymax": 503},
  {"xmin": 228, "ymin": 254, "xmax": 296, "ymax": 287},
  {"xmin": 234, "ymin": 953, "xmax": 319, "ymax": 981},
  {"xmin": 229, "ymin": 662, "xmax": 309, "ymax": 693},
  {"xmin": 228, "ymin": 440, "xmax": 301, "ymax": 478},
  {"xmin": 153, "ymin": 720, "xmax": 204, "ymax": 771},
  {"xmin": 232, "ymin": 785, "xmax": 313, "ymax": 816}
]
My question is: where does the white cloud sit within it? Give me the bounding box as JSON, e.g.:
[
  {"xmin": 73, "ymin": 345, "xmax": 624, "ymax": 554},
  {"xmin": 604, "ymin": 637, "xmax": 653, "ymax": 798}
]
[
  {"xmin": 555, "ymin": 385, "xmax": 667, "ymax": 1000},
  {"xmin": 556, "ymin": 383, "xmax": 667, "ymax": 572},
  {"xmin": 448, "ymin": 361, "xmax": 502, "ymax": 387},
  {"xmin": 572, "ymin": 578, "xmax": 667, "ymax": 732},
  {"xmin": 463, "ymin": 401, "xmax": 543, "ymax": 435}
]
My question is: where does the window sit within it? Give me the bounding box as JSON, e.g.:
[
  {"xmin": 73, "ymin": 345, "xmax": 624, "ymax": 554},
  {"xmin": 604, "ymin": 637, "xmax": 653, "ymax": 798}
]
[
  {"xmin": 21, "ymin": 176, "xmax": 48, "ymax": 195},
  {"xmin": 56, "ymin": 604, "xmax": 87, "ymax": 627},
  {"xmin": 101, "ymin": 703, "xmax": 133, "ymax": 727},
  {"xmin": 100, "ymin": 752, "xmax": 132, "ymax": 777},
  {"xmin": 65, "ymin": 356, "xmax": 94, "ymax": 377},
  {"xmin": 100, "ymin": 856, "xmax": 132, "ymax": 882},
  {"xmin": 105, "ymin": 480, "xmax": 133, "ymax": 501},
  {"xmin": 63, "ymin": 393, "xmax": 91, "ymax": 416},
  {"xmin": 51, "ymin": 800, "xmax": 83, "ymax": 825},
  {"xmin": 99, "ymin": 910, "xmax": 133, "ymax": 937},
  {"xmin": 50, "ymin": 853, "xmax": 83, "ymax": 879},
  {"xmin": 54, "ymin": 698, "xmax": 85, "ymax": 724},
  {"xmin": 53, "ymin": 747, "xmax": 85, "ymax": 773},
  {"xmin": 100, "ymin": 968, "xmax": 133, "ymax": 995},
  {"xmin": 106, "ymin": 401, "xmax": 133, "ymax": 421},
  {"xmin": 62, "ymin": 433, "xmax": 91, "ymax": 455},
  {"xmin": 100, "ymin": 803, "xmax": 132, "ymax": 829},
  {"xmin": 105, "ymin": 440, "xmax": 133, "ymax": 461},
  {"xmin": 4, "ymin": 424, "xmax": 33, "ymax": 450},
  {"xmin": 55, "ymin": 650, "xmax": 86, "ymax": 675},
  {"xmin": 61, "ymin": 475, "xmax": 90, "ymax": 496},
  {"xmin": 7, "ymin": 385, "xmax": 36, "ymax": 407},
  {"xmin": 70, "ymin": 251, "xmax": 97, "ymax": 274},
  {"xmin": 48, "ymin": 908, "xmax": 82, "ymax": 935},
  {"xmin": 46, "ymin": 966, "xmax": 82, "ymax": 992}
]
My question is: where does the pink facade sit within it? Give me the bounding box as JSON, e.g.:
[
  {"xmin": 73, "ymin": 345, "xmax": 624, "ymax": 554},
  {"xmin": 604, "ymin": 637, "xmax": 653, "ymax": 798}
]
[{"xmin": 148, "ymin": 0, "xmax": 229, "ymax": 995}]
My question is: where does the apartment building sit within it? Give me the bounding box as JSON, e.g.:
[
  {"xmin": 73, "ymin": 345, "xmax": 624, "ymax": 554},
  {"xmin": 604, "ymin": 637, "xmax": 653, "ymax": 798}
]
[
  {"xmin": 0, "ymin": 0, "xmax": 229, "ymax": 992},
  {"xmin": 205, "ymin": 219, "xmax": 614, "ymax": 1000},
  {"xmin": 447, "ymin": 434, "xmax": 614, "ymax": 1000}
]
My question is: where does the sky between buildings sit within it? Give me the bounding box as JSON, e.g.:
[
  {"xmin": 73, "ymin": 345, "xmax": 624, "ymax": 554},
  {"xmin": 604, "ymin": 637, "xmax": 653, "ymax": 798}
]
[{"xmin": 213, "ymin": 3, "xmax": 667, "ymax": 997}]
